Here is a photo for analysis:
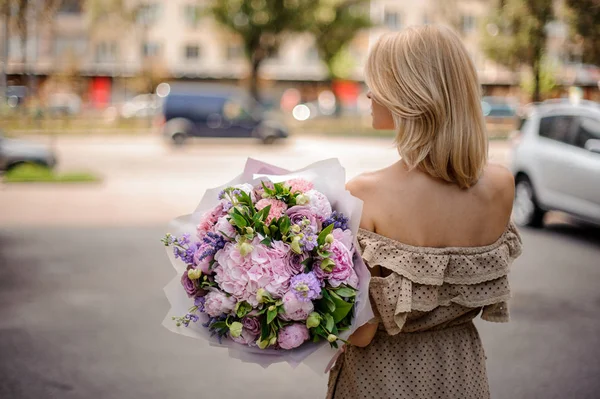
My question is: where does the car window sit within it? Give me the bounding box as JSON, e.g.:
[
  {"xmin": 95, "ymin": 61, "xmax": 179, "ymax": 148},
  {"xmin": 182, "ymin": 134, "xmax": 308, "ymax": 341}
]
[
  {"xmin": 538, "ymin": 115, "xmax": 578, "ymax": 144},
  {"xmin": 223, "ymin": 100, "xmax": 255, "ymax": 122},
  {"xmin": 572, "ymin": 116, "xmax": 600, "ymax": 149}
]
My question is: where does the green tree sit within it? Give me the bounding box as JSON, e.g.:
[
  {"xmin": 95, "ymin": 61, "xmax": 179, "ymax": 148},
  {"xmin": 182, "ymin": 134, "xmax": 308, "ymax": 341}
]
[
  {"xmin": 209, "ymin": 0, "xmax": 319, "ymax": 101},
  {"xmin": 311, "ymin": 0, "xmax": 371, "ymax": 87},
  {"xmin": 565, "ymin": 0, "xmax": 600, "ymax": 66},
  {"xmin": 481, "ymin": 0, "xmax": 554, "ymax": 102}
]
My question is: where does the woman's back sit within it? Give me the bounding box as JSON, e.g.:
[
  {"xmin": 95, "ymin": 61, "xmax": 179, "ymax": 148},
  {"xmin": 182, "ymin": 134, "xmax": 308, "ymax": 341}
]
[{"xmin": 350, "ymin": 162, "xmax": 515, "ymax": 249}]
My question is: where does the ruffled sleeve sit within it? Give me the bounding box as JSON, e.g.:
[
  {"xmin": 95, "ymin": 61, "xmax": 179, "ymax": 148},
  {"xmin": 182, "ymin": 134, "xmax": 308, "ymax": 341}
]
[{"xmin": 358, "ymin": 222, "xmax": 523, "ymax": 335}]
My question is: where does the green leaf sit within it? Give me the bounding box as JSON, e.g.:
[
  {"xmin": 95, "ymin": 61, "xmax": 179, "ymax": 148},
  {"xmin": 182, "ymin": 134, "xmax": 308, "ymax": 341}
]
[
  {"xmin": 278, "ymin": 216, "xmax": 291, "ymax": 236},
  {"xmin": 258, "ymin": 205, "xmax": 271, "ymax": 222},
  {"xmin": 260, "ymin": 317, "xmax": 270, "ymax": 341},
  {"xmin": 261, "ymin": 181, "xmax": 275, "ymax": 196},
  {"xmin": 269, "ymin": 225, "xmax": 279, "ymax": 236},
  {"xmin": 323, "ymin": 313, "xmax": 334, "ymax": 332},
  {"xmin": 317, "ymin": 223, "xmax": 334, "ymax": 246},
  {"xmin": 267, "ymin": 308, "xmax": 278, "ymax": 324},
  {"xmin": 317, "ymin": 250, "xmax": 332, "ymax": 258},
  {"xmin": 260, "ymin": 238, "xmax": 272, "ymax": 247},
  {"xmin": 235, "ymin": 301, "xmax": 252, "ymax": 318},
  {"xmin": 229, "ymin": 213, "xmax": 247, "ymax": 228},
  {"xmin": 335, "ymin": 287, "xmax": 356, "ymax": 298},
  {"xmin": 263, "ymin": 225, "xmax": 270, "ymax": 235},
  {"xmin": 329, "ymin": 291, "xmax": 354, "ymax": 323}
]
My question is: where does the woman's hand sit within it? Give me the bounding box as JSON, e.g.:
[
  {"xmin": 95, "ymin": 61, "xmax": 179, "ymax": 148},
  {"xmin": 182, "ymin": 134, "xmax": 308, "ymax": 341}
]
[{"xmin": 348, "ymin": 321, "xmax": 378, "ymax": 347}]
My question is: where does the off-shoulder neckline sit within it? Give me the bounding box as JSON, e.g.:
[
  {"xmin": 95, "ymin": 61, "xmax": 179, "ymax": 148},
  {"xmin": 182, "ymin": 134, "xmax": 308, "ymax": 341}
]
[{"xmin": 358, "ymin": 223, "xmax": 515, "ymax": 255}]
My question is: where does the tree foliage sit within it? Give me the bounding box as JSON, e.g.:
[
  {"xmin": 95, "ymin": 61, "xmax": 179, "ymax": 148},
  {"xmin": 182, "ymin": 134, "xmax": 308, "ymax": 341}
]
[
  {"xmin": 481, "ymin": 0, "xmax": 554, "ymax": 102},
  {"xmin": 209, "ymin": 0, "xmax": 320, "ymax": 101},
  {"xmin": 565, "ymin": 0, "xmax": 600, "ymax": 66},
  {"xmin": 310, "ymin": 0, "xmax": 371, "ymax": 81}
]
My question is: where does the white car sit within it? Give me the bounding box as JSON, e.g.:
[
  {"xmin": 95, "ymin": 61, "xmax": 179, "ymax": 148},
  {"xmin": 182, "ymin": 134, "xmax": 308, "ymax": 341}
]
[{"xmin": 511, "ymin": 100, "xmax": 600, "ymax": 227}]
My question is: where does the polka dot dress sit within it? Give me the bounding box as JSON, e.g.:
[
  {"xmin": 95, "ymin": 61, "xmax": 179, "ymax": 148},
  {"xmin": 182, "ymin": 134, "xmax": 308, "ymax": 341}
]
[{"xmin": 327, "ymin": 223, "xmax": 523, "ymax": 399}]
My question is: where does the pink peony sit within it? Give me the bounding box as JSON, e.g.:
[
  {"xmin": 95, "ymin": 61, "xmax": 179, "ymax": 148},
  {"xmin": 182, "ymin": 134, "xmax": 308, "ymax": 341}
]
[
  {"xmin": 333, "ymin": 228, "xmax": 354, "ymax": 253},
  {"xmin": 328, "ymin": 240, "xmax": 358, "ymax": 288},
  {"xmin": 197, "ymin": 203, "xmax": 226, "ymax": 237},
  {"xmin": 255, "ymin": 198, "xmax": 287, "ymax": 225},
  {"xmin": 305, "ymin": 190, "xmax": 332, "ymax": 221},
  {"xmin": 281, "ymin": 290, "xmax": 314, "ymax": 321},
  {"xmin": 203, "ymin": 290, "xmax": 236, "ymax": 317},
  {"xmin": 278, "ymin": 323, "xmax": 310, "ymax": 350},
  {"xmin": 214, "ymin": 216, "xmax": 237, "ymax": 239},
  {"xmin": 285, "ymin": 178, "xmax": 314, "ymax": 194}
]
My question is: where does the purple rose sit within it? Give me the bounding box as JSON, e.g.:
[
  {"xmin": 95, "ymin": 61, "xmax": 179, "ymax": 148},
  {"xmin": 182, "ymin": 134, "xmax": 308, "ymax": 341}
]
[
  {"xmin": 242, "ymin": 317, "xmax": 261, "ymax": 336},
  {"xmin": 278, "ymin": 323, "xmax": 310, "ymax": 350},
  {"xmin": 284, "ymin": 251, "xmax": 309, "ymax": 275},
  {"xmin": 181, "ymin": 268, "xmax": 204, "ymax": 297},
  {"xmin": 286, "ymin": 206, "xmax": 319, "ymax": 229}
]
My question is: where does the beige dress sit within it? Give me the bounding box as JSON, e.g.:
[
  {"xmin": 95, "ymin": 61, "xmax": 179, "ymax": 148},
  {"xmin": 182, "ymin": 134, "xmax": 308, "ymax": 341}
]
[{"xmin": 327, "ymin": 223, "xmax": 523, "ymax": 399}]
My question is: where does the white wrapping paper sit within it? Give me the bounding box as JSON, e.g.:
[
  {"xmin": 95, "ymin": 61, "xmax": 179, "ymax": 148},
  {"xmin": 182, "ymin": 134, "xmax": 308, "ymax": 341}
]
[{"xmin": 162, "ymin": 158, "xmax": 374, "ymax": 373}]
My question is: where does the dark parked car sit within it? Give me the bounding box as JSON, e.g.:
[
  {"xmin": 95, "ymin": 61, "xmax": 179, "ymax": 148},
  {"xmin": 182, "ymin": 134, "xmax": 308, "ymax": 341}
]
[
  {"xmin": 159, "ymin": 84, "xmax": 288, "ymax": 145},
  {"xmin": 0, "ymin": 132, "xmax": 57, "ymax": 171}
]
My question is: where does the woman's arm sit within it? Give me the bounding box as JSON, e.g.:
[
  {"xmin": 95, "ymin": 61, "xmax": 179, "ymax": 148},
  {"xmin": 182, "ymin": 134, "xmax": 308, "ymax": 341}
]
[{"xmin": 345, "ymin": 175, "xmax": 380, "ymax": 348}]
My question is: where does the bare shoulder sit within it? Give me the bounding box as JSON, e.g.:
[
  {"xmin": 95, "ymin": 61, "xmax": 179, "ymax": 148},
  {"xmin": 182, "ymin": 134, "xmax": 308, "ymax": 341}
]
[
  {"xmin": 484, "ymin": 163, "xmax": 515, "ymax": 198},
  {"xmin": 481, "ymin": 163, "xmax": 515, "ymax": 222},
  {"xmin": 346, "ymin": 171, "xmax": 382, "ymax": 231},
  {"xmin": 345, "ymin": 171, "xmax": 380, "ymax": 201}
]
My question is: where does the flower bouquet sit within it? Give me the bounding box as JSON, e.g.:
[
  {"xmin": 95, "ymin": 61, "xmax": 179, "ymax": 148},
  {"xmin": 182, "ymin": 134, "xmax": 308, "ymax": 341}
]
[{"xmin": 161, "ymin": 158, "xmax": 373, "ymax": 371}]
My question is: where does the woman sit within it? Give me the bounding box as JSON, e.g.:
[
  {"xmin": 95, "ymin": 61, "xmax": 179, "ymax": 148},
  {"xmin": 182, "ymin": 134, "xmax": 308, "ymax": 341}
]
[{"xmin": 327, "ymin": 25, "xmax": 523, "ymax": 399}]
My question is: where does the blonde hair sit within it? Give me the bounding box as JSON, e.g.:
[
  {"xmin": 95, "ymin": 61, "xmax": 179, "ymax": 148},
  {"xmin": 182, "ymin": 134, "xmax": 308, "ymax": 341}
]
[{"xmin": 365, "ymin": 25, "xmax": 488, "ymax": 189}]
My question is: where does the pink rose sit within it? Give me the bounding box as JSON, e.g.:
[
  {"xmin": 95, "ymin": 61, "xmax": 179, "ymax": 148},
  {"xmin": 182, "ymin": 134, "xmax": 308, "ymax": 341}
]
[
  {"xmin": 278, "ymin": 323, "xmax": 310, "ymax": 350},
  {"xmin": 203, "ymin": 290, "xmax": 236, "ymax": 317},
  {"xmin": 305, "ymin": 190, "xmax": 332, "ymax": 221},
  {"xmin": 281, "ymin": 291, "xmax": 314, "ymax": 321},
  {"xmin": 242, "ymin": 317, "xmax": 261, "ymax": 336},
  {"xmin": 286, "ymin": 206, "xmax": 319, "ymax": 230},
  {"xmin": 214, "ymin": 216, "xmax": 237, "ymax": 239},
  {"xmin": 255, "ymin": 198, "xmax": 287, "ymax": 225},
  {"xmin": 328, "ymin": 241, "xmax": 358, "ymax": 288},
  {"xmin": 285, "ymin": 178, "xmax": 314, "ymax": 194},
  {"xmin": 197, "ymin": 203, "xmax": 226, "ymax": 237}
]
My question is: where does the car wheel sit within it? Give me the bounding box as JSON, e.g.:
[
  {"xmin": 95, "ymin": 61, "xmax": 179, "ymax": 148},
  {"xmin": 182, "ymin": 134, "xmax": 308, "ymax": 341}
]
[
  {"xmin": 513, "ymin": 176, "xmax": 545, "ymax": 228},
  {"xmin": 262, "ymin": 135, "xmax": 276, "ymax": 145},
  {"xmin": 171, "ymin": 133, "xmax": 187, "ymax": 146}
]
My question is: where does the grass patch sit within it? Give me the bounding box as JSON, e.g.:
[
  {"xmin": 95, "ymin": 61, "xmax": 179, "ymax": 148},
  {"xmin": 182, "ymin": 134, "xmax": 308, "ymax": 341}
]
[{"xmin": 4, "ymin": 163, "xmax": 100, "ymax": 183}]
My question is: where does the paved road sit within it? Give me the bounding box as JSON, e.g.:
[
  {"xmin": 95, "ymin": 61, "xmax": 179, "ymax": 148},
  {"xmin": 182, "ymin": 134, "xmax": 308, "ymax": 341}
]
[
  {"xmin": 0, "ymin": 135, "xmax": 511, "ymax": 227},
  {"xmin": 1, "ymin": 222, "xmax": 599, "ymax": 399}
]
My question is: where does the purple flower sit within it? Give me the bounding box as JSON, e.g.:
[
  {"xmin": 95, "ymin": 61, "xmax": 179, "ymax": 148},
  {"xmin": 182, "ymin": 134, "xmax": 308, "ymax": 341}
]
[
  {"xmin": 287, "ymin": 206, "xmax": 319, "ymax": 230},
  {"xmin": 284, "ymin": 251, "xmax": 309, "ymax": 275},
  {"xmin": 181, "ymin": 269, "xmax": 203, "ymax": 297},
  {"xmin": 241, "ymin": 317, "xmax": 261, "ymax": 336},
  {"xmin": 290, "ymin": 272, "xmax": 321, "ymax": 302},
  {"xmin": 194, "ymin": 296, "xmax": 206, "ymax": 312},
  {"xmin": 323, "ymin": 211, "xmax": 349, "ymax": 231}
]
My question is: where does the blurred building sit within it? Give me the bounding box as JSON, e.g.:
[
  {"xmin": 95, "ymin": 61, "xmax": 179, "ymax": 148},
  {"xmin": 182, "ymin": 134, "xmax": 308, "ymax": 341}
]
[{"xmin": 0, "ymin": 0, "xmax": 597, "ymax": 107}]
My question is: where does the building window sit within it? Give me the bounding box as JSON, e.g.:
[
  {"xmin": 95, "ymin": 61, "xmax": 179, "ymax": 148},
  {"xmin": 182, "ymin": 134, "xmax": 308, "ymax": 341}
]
[
  {"xmin": 54, "ymin": 36, "xmax": 87, "ymax": 57},
  {"xmin": 142, "ymin": 42, "xmax": 161, "ymax": 58},
  {"xmin": 95, "ymin": 41, "xmax": 118, "ymax": 63},
  {"xmin": 183, "ymin": 4, "xmax": 202, "ymax": 28},
  {"xmin": 384, "ymin": 10, "xmax": 401, "ymax": 30},
  {"xmin": 137, "ymin": 3, "xmax": 161, "ymax": 26},
  {"xmin": 58, "ymin": 0, "xmax": 82, "ymax": 14},
  {"xmin": 226, "ymin": 44, "xmax": 244, "ymax": 61},
  {"xmin": 461, "ymin": 15, "xmax": 476, "ymax": 34},
  {"xmin": 184, "ymin": 44, "xmax": 200, "ymax": 60}
]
